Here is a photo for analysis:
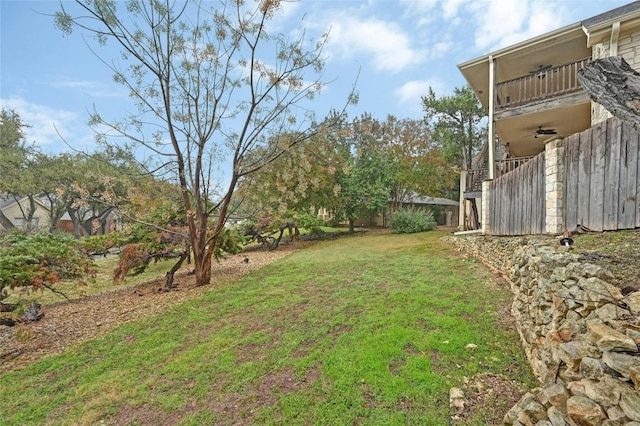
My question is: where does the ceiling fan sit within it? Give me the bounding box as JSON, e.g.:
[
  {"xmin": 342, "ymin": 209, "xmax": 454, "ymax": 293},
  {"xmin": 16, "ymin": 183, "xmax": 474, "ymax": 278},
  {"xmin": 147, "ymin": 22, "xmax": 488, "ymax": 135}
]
[
  {"xmin": 534, "ymin": 126, "xmax": 557, "ymax": 138},
  {"xmin": 529, "ymin": 64, "xmax": 553, "ymax": 79},
  {"xmin": 529, "ymin": 64, "xmax": 553, "ymax": 74}
]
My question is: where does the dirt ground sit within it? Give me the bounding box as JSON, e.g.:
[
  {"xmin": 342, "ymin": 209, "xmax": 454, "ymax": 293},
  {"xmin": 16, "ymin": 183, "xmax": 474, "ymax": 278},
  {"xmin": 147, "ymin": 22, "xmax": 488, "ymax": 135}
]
[{"xmin": 0, "ymin": 242, "xmax": 302, "ymax": 374}]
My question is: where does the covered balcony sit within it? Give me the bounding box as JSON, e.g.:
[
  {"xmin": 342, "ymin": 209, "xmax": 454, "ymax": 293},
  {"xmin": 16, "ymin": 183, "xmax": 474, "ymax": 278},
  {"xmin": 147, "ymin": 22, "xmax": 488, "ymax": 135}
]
[{"xmin": 495, "ymin": 58, "xmax": 591, "ymax": 110}]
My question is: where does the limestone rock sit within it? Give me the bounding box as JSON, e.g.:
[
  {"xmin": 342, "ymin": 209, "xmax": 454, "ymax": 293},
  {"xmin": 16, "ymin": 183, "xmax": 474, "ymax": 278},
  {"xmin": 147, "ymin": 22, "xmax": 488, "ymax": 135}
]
[
  {"xmin": 581, "ymin": 277, "xmax": 623, "ymax": 306},
  {"xmin": 557, "ymin": 340, "xmax": 600, "ymax": 371},
  {"xmin": 625, "ymin": 291, "xmax": 640, "ymax": 315},
  {"xmin": 547, "ymin": 405, "xmax": 568, "ymax": 426},
  {"xmin": 602, "ymin": 351, "xmax": 640, "ymax": 379},
  {"xmin": 606, "ymin": 405, "xmax": 628, "ymax": 423},
  {"xmin": 582, "ymin": 376, "xmax": 627, "ymax": 408},
  {"xmin": 631, "ymin": 365, "xmax": 640, "ymax": 389},
  {"xmin": 542, "ymin": 383, "xmax": 568, "ymax": 406},
  {"xmin": 595, "ymin": 303, "xmax": 630, "ymax": 323},
  {"xmin": 580, "ymin": 357, "xmax": 605, "ymax": 379},
  {"xmin": 449, "ymin": 387, "xmax": 465, "ymax": 414},
  {"xmin": 588, "ymin": 321, "xmax": 638, "ymax": 353},
  {"xmin": 566, "ymin": 396, "xmax": 606, "ymax": 425},
  {"xmin": 620, "ymin": 388, "xmax": 640, "ymax": 421}
]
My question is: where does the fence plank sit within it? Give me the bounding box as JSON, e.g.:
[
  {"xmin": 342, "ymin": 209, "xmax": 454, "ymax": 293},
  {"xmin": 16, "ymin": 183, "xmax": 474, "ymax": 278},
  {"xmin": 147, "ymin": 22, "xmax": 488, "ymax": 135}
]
[
  {"xmin": 589, "ymin": 122, "xmax": 607, "ymax": 231},
  {"xmin": 538, "ymin": 155, "xmax": 546, "ymax": 233},
  {"xmin": 576, "ymin": 129, "xmax": 593, "ymax": 227},
  {"xmin": 564, "ymin": 133, "xmax": 580, "ymax": 229},
  {"xmin": 635, "ymin": 124, "xmax": 640, "ymax": 228},
  {"xmin": 603, "ymin": 118, "xmax": 621, "ymax": 230},
  {"xmin": 619, "ymin": 123, "xmax": 639, "ymax": 228}
]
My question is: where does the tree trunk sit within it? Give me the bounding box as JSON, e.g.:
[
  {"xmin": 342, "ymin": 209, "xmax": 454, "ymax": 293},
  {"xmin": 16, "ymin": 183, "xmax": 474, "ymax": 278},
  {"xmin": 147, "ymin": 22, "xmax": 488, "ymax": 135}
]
[
  {"xmin": 577, "ymin": 56, "xmax": 640, "ymax": 128},
  {"xmin": 164, "ymin": 250, "xmax": 190, "ymax": 290}
]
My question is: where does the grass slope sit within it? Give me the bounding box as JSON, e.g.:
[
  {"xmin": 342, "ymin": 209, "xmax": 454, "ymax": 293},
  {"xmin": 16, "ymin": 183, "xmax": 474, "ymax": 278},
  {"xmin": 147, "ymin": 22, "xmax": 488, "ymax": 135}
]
[{"xmin": 0, "ymin": 231, "xmax": 536, "ymax": 425}]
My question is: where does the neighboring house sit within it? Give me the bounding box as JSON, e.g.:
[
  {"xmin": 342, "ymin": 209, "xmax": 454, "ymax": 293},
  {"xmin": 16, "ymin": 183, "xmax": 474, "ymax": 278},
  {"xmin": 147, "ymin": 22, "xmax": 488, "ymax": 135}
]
[
  {"xmin": 0, "ymin": 194, "xmax": 51, "ymax": 232},
  {"xmin": 350, "ymin": 194, "xmax": 459, "ymax": 228},
  {"xmin": 56, "ymin": 210, "xmax": 120, "ymax": 236},
  {"xmin": 0, "ymin": 193, "xmax": 120, "ymax": 236},
  {"xmin": 457, "ymin": 1, "xmax": 640, "ymax": 233}
]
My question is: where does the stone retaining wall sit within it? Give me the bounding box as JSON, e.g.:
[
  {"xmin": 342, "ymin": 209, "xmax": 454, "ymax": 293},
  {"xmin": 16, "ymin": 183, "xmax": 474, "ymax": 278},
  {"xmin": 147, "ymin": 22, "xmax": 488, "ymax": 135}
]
[{"xmin": 447, "ymin": 236, "xmax": 640, "ymax": 425}]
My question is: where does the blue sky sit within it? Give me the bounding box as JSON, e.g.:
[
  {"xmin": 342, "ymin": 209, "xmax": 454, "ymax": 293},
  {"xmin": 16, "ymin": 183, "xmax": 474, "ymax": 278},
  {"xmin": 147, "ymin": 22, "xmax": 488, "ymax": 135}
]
[{"xmin": 0, "ymin": 0, "xmax": 631, "ymax": 155}]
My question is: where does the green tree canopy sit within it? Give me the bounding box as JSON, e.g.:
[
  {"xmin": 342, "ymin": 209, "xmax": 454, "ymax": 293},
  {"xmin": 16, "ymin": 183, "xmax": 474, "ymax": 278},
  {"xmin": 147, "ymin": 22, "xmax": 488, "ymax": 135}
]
[{"xmin": 422, "ymin": 86, "xmax": 486, "ymax": 170}]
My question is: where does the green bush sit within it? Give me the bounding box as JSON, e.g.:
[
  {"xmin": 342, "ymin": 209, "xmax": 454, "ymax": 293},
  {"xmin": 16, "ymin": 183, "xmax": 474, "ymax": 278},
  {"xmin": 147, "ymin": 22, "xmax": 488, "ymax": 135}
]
[
  {"xmin": 0, "ymin": 230, "xmax": 96, "ymax": 301},
  {"xmin": 390, "ymin": 208, "xmax": 437, "ymax": 234}
]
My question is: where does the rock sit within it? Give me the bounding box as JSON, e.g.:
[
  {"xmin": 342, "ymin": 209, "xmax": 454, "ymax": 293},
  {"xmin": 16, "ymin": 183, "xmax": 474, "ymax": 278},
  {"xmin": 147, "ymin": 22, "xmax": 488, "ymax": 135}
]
[
  {"xmin": 595, "ymin": 303, "xmax": 630, "ymax": 323},
  {"xmin": 580, "ymin": 277, "xmax": 623, "ymax": 306},
  {"xmin": 556, "ymin": 340, "xmax": 599, "ymax": 371},
  {"xmin": 464, "ymin": 343, "xmax": 478, "ymax": 350},
  {"xmin": 631, "ymin": 365, "xmax": 640, "ymax": 388},
  {"xmin": 542, "ymin": 383, "xmax": 568, "ymax": 406},
  {"xmin": 580, "ymin": 357, "xmax": 605, "ymax": 379},
  {"xmin": 519, "ymin": 392, "xmax": 547, "ymax": 422},
  {"xmin": 606, "ymin": 405, "xmax": 628, "ymax": 423},
  {"xmin": 566, "ymin": 395, "xmax": 606, "ymax": 425},
  {"xmin": 602, "ymin": 351, "xmax": 640, "ymax": 379},
  {"xmin": 547, "ymin": 406, "xmax": 568, "ymax": 426},
  {"xmin": 625, "ymin": 291, "xmax": 640, "ymax": 315},
  {"xmin": 620, "ymin": 387, "xmax": 640, "ymax": 421},
  {"xmin": 449, "ymin": 387, "xmax": 465, "ymax": 414},
  {"xmin": 582, "ymin": 376, "xmax": 627, "ymax": 408},
  {"xmin": 587, "ymin": 321, "xmax": 638, "ymax": 353}
]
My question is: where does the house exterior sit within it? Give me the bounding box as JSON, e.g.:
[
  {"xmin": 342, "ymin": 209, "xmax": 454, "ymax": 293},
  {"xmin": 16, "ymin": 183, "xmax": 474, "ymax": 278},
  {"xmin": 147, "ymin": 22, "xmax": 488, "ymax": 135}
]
[
  {"xmin": 456, "ymin": 1, "xmax": 640, "ymax": 233},
  {"xmin": 351, "ymin": 195, "xmax": 459, "ymax": 228},
  {"xmin": 0, "ymin": 194, "xmax": 51, "ymax": 232},
  {"xmin": 0, "ymin": 193, "xmax": 120, "ymax": 236}
]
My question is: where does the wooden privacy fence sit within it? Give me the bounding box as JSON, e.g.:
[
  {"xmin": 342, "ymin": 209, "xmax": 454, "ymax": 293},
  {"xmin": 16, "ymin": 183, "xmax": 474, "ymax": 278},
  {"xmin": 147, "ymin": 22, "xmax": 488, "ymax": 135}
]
[
  {"xmin": 488, "ymin": 153, "xmax": 546, "ymax": 235},
  {"xmin": 486, "ymin": 117, "xmax": 640, "ymax": 236},
  {"xmin": 564, "ymin": 118, "xmax": 640, "ymax": 231}
]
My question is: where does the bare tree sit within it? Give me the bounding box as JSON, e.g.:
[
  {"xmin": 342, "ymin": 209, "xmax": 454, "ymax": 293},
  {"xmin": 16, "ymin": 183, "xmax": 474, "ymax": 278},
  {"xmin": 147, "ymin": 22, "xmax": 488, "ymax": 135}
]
[{"xmin": 55, "ymin": 0, "xmax": 352, "ymax": 286}]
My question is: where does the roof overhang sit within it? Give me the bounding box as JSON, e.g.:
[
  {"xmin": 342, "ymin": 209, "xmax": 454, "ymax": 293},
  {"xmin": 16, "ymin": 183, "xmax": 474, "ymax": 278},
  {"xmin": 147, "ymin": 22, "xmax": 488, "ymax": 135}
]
[{"xmin": 457, "ymin": 23, "xmax": 586, "ymax": 110}]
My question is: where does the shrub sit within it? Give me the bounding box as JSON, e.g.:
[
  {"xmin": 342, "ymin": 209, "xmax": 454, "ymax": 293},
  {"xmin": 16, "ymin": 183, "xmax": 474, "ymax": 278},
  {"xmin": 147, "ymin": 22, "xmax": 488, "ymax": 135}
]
[
  {"xmin": 0, "ymin": 230, "xmax": 96, "ymax": 302},
  {"xmin": 390, "ymin": 208, "xmax": 437, "ymax": 234}
]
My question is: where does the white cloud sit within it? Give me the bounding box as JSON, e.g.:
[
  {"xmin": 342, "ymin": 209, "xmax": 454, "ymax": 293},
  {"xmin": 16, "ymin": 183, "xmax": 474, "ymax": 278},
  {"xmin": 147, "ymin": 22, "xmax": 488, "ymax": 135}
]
[
  {"xmin": 394, "ymin": 79, "xmax": 446, "ymax": 114},
  {"xmin": 50, "ymin": 79, "xmax": 126, "ymax": 100},
  {"xmin": 325, "ymin": 13, "xmax": 426, "ymax": 73},
  {"xmin": 441, "ymin": 0, "xmax": 470, "ymax": 20},
  {"xmin": 472, "ymin": 0, "xmax": 572, "ymax": 51},
  {"xmin": 0, "ymin": 97, "xmax": 93, "ymax": 151}
]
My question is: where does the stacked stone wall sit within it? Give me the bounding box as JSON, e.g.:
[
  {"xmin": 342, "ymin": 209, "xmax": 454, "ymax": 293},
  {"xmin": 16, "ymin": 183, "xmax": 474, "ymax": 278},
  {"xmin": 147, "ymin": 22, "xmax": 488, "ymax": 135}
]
[{"xmin": 448, "ymin": 236, "xmax": 640, "ymax": 425}]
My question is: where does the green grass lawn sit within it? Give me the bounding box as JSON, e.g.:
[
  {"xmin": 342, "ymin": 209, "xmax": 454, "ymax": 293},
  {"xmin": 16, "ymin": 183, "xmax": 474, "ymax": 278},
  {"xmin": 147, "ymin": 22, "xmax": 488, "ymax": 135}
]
[{"xmin": 0, "ymin": 231, "xmax": 536, "ymax": 425}]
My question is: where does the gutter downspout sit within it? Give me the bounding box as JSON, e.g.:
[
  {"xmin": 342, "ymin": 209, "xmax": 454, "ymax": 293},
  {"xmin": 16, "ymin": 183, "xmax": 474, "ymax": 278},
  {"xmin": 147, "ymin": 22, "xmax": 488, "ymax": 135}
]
[{"xmin": 610, "ymin": 21, "xmax": 620, "ymax": 56}]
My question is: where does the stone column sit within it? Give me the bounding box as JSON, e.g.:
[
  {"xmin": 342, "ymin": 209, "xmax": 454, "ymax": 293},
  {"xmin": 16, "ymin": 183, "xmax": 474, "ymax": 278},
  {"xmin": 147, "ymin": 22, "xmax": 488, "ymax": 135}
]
[
  {"xmin": 481, "ymin": 180, "xmax": 491, "ymax": 235},
  {"xmin": 545, "ymin": 137, "xmax": 565, "ymax": 234},
  {"xmin": 458, "ymin": 170, "xmax": 467, "ymax": 231}
]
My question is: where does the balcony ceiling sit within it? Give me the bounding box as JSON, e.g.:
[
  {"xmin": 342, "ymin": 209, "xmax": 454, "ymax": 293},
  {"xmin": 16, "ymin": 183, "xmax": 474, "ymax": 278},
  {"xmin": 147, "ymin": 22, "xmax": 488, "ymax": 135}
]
[{"xmin": 495, "ymin": 102, "xmax": 591, "ymax": 158}]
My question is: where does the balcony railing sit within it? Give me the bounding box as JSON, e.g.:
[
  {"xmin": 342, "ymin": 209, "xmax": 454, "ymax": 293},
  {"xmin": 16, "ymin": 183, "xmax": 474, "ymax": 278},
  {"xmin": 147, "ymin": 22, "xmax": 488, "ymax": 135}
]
[
  {"xmin": 495, "ymin": 58, "xmax": 591, "ymax": 109},
  {"xmin": 465, "ymin": 156, "xmax": 535, "ymax": 193}
]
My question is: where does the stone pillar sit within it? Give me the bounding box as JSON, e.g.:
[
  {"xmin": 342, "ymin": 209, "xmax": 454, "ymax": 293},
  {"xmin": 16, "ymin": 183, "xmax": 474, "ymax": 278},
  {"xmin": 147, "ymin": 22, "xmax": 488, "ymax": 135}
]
[
  {"xmin": 458, "ymin": 170, "xmax": 467, "ymax": 231},
  {"xmin": 481, "ymin": 180, "xmax": 491, "ymax": 235},
  {"xmin": 545, "ymin": 137, "xmax": 565, "ymax": 234}
]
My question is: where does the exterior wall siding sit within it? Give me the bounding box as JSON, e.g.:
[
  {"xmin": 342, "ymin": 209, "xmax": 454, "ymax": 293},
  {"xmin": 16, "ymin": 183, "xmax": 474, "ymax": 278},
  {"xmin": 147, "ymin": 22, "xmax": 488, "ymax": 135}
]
[{"xmin": 591, "ymin": 30, "xmax": 640, "ymax": 124}]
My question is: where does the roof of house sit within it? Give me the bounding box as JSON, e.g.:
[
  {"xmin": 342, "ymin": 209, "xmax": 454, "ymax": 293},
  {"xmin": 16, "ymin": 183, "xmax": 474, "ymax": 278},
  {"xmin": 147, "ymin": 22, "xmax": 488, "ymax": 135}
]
[
  {"xmin": 404, "ymin": 193, "xmax": 459, "ymax": 207},
  {"xmin": 0, "ymin": 194, "xmax": 50, "ymax": 212},
  {"xmin": 583, "ymin": 1, "xmax": 640, "ymax": 28}
]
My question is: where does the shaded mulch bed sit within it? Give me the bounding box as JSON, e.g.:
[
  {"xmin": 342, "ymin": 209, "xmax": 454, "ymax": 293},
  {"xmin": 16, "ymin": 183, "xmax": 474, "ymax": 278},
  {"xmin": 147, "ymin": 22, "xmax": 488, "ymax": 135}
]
[{"xmin": 0, "ymin": 242, "xmax": 303, "ymax": 374}]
